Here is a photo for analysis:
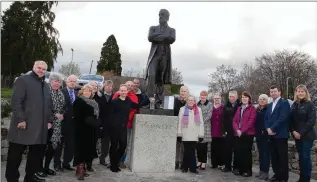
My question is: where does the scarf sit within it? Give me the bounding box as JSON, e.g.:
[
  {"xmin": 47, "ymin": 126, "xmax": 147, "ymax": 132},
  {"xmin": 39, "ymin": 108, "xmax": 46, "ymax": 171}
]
[
  {"xmin": 183, "ymin": 104, "xmax": 200, "ymax": 127},
  {"xmin": 80, "ymin": 96, "xmax": 99, "ymax": 119},
  {"xmin": 49, "ymin": 87, "xmax": 65, "ymax": 149},
  {"xmin": 239, "ymin": 104, "xmax": 248, "ymax": 129}
]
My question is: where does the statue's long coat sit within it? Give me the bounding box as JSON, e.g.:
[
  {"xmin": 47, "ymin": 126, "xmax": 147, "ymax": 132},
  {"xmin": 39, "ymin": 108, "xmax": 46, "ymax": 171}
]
[{"xmin": 145, "ymin": 25, "xmax": 176, "ymax": 84}]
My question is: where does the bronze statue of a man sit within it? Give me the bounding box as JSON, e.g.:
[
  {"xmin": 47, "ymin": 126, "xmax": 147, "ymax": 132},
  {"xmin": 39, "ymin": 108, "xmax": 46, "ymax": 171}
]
[{"xmin": 145, "ymin": 9, "xmax": 176, "ymax": 108}]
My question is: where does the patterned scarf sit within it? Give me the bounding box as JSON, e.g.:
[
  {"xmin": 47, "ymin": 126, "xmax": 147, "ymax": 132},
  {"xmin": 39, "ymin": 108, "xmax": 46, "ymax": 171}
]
[
  {"xmin": 50, "ymin": 87, "xmax": 65, "ymax": 149},
  {"xmin": 183, "ymin": 104, "xmax": 200, "ymax": 127},
  {"xmin": 80, "ymin": 96, "xmax": 99, "ymax": 119}
]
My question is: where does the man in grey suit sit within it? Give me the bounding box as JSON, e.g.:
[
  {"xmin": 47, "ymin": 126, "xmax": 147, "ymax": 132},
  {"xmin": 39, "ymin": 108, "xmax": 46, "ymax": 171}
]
[
  {"xmin": 6, "ymin": 60, "xmax": 53, "ymax": 182},
  {"xmin": 145, "ymin": 9, "xmax": 176, "ymax": 108}
]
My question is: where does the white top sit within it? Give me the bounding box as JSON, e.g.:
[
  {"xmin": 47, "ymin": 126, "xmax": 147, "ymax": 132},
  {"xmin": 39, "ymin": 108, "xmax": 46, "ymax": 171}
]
[
  {"xmin": 177, "ymin": 106, "xmax": 204, "ymax": 142},
  {"xmin": 272, "ymin": 97, "xmax": 281, "ymax": 112}
]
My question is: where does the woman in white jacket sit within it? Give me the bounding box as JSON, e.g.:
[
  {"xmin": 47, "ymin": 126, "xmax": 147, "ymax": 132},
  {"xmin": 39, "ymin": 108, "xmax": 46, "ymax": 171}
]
[{"xmin": 177, "ymin": 95, "xmax": 204, "ymax": 174}]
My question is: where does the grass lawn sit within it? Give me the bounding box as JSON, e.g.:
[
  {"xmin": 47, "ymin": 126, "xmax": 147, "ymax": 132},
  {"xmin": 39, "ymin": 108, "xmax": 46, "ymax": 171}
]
[{"xmin": 1, "ymin": 88, "xmax": 12, "ymax": 98}]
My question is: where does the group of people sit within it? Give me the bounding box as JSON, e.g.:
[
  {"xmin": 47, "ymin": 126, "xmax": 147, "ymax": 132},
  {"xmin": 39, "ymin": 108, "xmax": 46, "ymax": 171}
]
[
  {"xmin": 174, "ymin": 85, "xmax": 316, "ymax": 182},
  {"xmin": 5, "ymin": 60, "xmax": 149, "ymax": 182},
  {"xmin": 5, "ymin": 60, "xmax": 316, "ymax": 182}
]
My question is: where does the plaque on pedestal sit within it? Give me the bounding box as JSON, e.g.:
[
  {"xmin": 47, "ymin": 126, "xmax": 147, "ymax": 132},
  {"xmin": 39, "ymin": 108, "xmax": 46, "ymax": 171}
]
[
  {"xmin": 163, "ymin": 96, "xmax": 174, "ymax": 110},
  {"xmin": 129, "ymin": 113, "xmax": 178, "ymax": 173}
]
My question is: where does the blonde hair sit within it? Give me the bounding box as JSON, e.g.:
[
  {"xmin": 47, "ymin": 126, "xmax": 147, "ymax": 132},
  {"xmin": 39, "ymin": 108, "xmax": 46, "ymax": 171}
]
[
  {"xmin": 258, "ymin": 94, "xmax": 269, "ymax": 102},
  {"xmin": 88, "ymin": 81, "xmax": 102, "ymax": 97},
  {"xmin": 78, "ymin": 84, "xmax": 93, "ymax": 99},
  {"xmin": 294, "ymin": 84, "xmax": 311, "ymax": 102}
]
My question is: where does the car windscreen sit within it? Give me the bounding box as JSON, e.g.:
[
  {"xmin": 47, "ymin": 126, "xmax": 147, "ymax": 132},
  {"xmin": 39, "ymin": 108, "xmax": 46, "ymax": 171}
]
[
  {"xmin": 79, "ymin": 75, "xmax": 103, "ymax": 82},
  {"xmin": 45, "ymin": 72, "xmax": 50, "ymax": 78}
]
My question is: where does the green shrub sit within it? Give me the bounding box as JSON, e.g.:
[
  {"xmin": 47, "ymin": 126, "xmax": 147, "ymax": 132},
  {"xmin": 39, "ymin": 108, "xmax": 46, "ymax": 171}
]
[
  {"xmin": 1, "ymin": 88, "xmax": 12, "ymax": 98},
  {"xmin": 1, "ymin": 99, "xmax": 12, "ymax": 125},
  {"xmin": 171, "ymin": 84, "xmax": 183, "ymax": 95}
]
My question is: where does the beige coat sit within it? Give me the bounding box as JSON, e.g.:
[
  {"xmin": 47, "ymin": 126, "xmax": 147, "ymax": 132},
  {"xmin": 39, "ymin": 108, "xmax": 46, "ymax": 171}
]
[{"xmin": 177, "ymin": 106, "xmax": 204, "ymax": 141}]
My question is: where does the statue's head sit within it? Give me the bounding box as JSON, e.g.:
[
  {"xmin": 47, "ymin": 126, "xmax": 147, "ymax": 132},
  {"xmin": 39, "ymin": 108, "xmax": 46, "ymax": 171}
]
[{"xmin": 159, "ymin": 9, "xmax": 170, "ymax": 24}]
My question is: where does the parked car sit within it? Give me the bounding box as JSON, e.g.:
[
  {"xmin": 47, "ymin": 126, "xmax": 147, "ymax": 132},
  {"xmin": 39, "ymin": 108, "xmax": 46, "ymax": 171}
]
[
  {"xmin": 77, "ymin": 74, "xmax": 104, "ymax": 88},
  {"xmin": 14, "ymin": 71, "xmax": 51, "ymax": 83},
  {"xmin": 14, "ymin": 71, "xmax": 67, "ymax": 88}
]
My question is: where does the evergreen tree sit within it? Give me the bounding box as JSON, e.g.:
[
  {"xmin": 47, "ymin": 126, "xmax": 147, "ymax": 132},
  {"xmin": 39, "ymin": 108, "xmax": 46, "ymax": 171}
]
[
  {"xmin": 97, "ymin": 34, "xmax": 122, "ymax": 76},
  {"xmin": 1, "ymin": 1, "xmax": 62, "ymax": 77}
]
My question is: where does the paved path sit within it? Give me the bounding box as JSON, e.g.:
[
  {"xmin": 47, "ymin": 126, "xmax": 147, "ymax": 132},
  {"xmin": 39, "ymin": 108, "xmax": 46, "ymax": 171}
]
[{"xmin": 1, "ymin": 161, "xmax": 316, "ymax": 182}]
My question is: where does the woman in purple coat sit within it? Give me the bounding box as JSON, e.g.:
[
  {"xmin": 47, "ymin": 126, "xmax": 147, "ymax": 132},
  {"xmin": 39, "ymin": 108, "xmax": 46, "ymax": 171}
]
[{"xmin": 210, "ymin": 93, "xmax": 224, "ymax": 169}]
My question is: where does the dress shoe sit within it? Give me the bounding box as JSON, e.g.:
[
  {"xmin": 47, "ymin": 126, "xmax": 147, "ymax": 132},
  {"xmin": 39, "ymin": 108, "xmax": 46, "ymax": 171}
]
[
  {"xmin": 222, "ymin": 167, "xmax": 231, "ymax": 172},
  {"xmin": 258, "ymin": 172, "xmax": 268, "ymax": 180},
  {"xmin": 232, "ymin": 168, "xmax": 239, "ymax": 174},
  {"xmin": 241, "ymin": 172, "xmax": 252, "ymax": 177},
  {"xmin": 181, "ymin": 168, "xmax": 188, "ymax": 173},
  {"xmin": 119, "ymin": 162, "xmax": 127, "ymax": 169},
  {"xmin": 63, "ymin": 164, "xmax": 74, "ymax": 171},
  {"xmin": 100, "ymin": 160, "xmax": 108, "ymax": 166},
  {"xmin": 35, "ymin": 172, "xmax": 47, "ymax": 178},
  {"xmin": 268, "ymin": 176, "xmax": 279, "ymax": 182},
  {"xmin": 255, "ymin": 171, "xmax": 263, "ymax": 178},
  {"xmin": 86, "ymin": 162, "xmax": 95, "ymax": 172},
  {"xmin": 24, "ymin": 175, "xmax": 45, "ymax": 182},
  {"xmin": 211, "ymin": 165, "xmax": 218, "ymax": 169},
  {"xmin": 54, "ymin": 164, "xmax": 63, "ymax": 172},
  {"xmin": 110, "ymin": 166, "xmax": 120, "ymax": 173},
  {"xmin": 175, "ymin": 163, "xmax": 179, "ymax": 169},
  {"xmin": 233, "ymin": 170, "xmax": 241, "ymax": 176},
  {"xmin": 190, "ymin": 169, "xmax": 199, "ymax": 174},
  {"xmin": 44, "ymin": 168, "xmax": 56, "ymax": 175}
]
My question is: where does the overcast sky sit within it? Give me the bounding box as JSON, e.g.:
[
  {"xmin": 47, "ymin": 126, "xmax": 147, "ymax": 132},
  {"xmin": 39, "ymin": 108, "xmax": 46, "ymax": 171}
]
[{"xmin": 1, "ymin": 2, "xmax": 316, "ymax": 96}]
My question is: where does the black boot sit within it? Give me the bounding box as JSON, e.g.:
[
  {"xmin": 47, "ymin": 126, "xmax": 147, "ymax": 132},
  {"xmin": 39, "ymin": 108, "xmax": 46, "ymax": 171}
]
[
  {"xmin": 86, "ymin": 161, "xmax": 95, "ymax": 172},
  {"xmin": 24, "ymin": 174, "xmax": 45, "ymax": 182}
]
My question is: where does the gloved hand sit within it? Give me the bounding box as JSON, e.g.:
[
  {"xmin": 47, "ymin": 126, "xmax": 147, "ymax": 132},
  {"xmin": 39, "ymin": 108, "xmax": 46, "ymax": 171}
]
[
  {"xmin": 198, "ymin": 138, "xmax": 204, "ymax": 143},
  {"xmin": 177, "ymin": 137, "xmax": 182, "ymax": 143}
]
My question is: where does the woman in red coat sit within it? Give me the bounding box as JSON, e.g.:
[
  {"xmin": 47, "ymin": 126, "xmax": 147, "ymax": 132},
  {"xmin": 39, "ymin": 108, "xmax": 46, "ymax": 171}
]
[{"xmin": 232, "ymin": 91, "xmax": 256, "ymax": 177}]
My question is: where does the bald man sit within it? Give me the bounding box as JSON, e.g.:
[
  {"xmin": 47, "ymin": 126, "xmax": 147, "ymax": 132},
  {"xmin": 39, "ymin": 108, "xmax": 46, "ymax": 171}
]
[{"xmin": 54, "ymin": 75, "xmax": 78, "ymax": 171}]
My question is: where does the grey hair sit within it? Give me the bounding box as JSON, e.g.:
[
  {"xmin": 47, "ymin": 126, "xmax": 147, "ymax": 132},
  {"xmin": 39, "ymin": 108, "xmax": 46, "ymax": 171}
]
[
  {"xmin": 180, "ymin": 85, "xmax": 189, "ymax": 92},
  {"xmin": 187, "ymin": 95, "xmax": 197, "ymax": 102},
  {"xmin": 213, "ymin": 93, "xmax": 222, "ymax": 99},
  {"xmin": 67, "ymin": 74, "xmax": 78, "ymax": 82},
  {"xmin": 33, "ymin": 60, "xmax": 48, "ymax": 69},
  {"xmin": 49, "ymin": 72, "xmax": 64, "ymax": 83},
  {"xmin": 229, "ymin": 90, "xmax": 238, "ymax": 97}
]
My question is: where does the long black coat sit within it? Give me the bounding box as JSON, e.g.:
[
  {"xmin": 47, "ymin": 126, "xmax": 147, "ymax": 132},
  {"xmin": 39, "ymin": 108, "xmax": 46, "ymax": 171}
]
[
  {"xmin": 8, "ymin": 72, "xmax": 52, "ymax": 145},
  {"xmin": 73, "ymin": 97, "xmax": 98, "ymax": 164}
]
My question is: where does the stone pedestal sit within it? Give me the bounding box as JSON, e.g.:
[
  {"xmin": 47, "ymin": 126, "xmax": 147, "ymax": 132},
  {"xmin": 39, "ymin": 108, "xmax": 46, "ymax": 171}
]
[{"xmin": 129, "ymin": 110, "xmax": 178, "ymax": 173}]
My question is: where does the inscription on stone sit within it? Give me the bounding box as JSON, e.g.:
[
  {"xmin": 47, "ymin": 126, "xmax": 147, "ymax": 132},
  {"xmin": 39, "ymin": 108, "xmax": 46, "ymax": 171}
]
[
  {"xmin": 129, "ymin": 114, "xmax": 178, "ymax": 173},
  {"xmin": 140, "ymin": 122, "xmax": 173, "ymax": 130}
]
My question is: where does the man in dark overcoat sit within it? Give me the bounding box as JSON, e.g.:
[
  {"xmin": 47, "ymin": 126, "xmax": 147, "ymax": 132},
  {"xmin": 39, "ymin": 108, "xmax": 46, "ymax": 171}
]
[
  {"xmin": 6, "ymin": 60, "xmax": 53, "ymax": 182},
  {"xmin": 54, "ymin": 74, "xmax": 78, "ymax": 171}
]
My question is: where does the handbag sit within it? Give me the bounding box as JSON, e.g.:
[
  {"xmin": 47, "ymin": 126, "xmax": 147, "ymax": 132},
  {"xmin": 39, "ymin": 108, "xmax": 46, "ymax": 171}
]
[{"xmin": 84, "ymin": 116, "xmax": 100, "ymax": 128}]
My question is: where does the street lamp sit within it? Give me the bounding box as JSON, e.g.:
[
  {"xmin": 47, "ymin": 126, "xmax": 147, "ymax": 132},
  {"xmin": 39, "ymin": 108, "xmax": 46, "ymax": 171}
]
[
  {"xmin": 286, "ymin": 77, "xmax": 292, "ymax": 99},
  {"xmin": 71, "ymin": 48, "xmax": 74, "ymax": 62}
]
